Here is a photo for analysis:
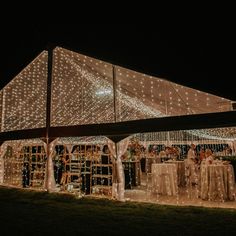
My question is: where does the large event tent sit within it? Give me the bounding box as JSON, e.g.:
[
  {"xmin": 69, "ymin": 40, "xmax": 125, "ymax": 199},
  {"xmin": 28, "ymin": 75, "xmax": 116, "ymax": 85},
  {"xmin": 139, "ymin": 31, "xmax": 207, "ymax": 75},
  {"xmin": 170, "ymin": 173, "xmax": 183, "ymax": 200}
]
[{"xmin": 1, "ymin": 47, "xmax": 236, "ymax": 206}]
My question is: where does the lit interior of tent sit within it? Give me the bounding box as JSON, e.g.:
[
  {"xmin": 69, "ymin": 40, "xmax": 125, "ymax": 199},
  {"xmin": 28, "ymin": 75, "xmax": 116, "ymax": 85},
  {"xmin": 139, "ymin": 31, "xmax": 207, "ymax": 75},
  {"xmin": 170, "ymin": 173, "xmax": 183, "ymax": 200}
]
[{"xmin": 0, "ymin": 47, "xmax": 236, "ymax": 208}]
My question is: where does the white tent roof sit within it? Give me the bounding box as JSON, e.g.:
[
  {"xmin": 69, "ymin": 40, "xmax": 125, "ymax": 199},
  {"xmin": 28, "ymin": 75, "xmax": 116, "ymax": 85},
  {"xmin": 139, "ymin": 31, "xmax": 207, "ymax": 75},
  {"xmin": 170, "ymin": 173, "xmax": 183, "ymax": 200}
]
[{"xmin": 0, "ymin": 47, "xmax": 233, "ymax": 132}]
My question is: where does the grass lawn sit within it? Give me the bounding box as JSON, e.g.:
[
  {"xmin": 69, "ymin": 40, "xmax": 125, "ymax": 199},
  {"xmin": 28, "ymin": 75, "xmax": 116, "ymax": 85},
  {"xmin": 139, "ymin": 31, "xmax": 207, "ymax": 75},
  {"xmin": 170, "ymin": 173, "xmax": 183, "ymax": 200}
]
[{"xmin": 0, "ymin": 186, "xmax": 236, "ymax": 235}]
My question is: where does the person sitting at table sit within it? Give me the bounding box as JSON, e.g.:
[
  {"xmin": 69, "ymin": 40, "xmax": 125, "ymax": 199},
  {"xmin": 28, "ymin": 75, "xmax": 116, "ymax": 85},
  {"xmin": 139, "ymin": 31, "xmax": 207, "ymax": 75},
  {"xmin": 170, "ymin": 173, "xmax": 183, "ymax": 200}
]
[{"xmin": 205, "ymin": 149, "xmax": 214, "ymax": 165}]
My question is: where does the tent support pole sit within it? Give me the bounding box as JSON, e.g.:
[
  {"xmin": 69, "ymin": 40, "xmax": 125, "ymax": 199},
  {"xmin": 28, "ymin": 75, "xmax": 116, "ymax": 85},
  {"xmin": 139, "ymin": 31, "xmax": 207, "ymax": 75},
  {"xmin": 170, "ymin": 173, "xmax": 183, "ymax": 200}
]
[
  {"xmin": 45, "ymin": 45, "xmax": 54, "ymax": 191},
  {"xmin": 112, "ymin": 65, "xmax": 117, "ymax": 123}
]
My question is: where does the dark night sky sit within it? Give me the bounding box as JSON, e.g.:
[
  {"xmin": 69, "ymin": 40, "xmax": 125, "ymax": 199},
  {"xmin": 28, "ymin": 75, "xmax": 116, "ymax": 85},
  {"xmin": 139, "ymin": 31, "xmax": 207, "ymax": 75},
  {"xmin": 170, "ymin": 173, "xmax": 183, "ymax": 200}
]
[{"xmin": 1, "ymin": 23, "xmax": 235, "ymax": 101}]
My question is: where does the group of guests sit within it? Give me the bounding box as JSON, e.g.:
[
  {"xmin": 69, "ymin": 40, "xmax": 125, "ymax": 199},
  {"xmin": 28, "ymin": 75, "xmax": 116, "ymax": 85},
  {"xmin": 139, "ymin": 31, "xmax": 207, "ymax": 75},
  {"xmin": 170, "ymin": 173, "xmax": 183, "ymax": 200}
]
[
  {"xmin": 187, "ymin": 144, "xmax": 215, "ymax": 166},
  {"xmin": 125, "ymin": 139, "xmax": 145, "ymax": 160},
  {"xmin": 124, "ymin": 140, "xmax": 232, "ymax": 168},
  {"xmin": 186, "ymin": 144, "xmax": 216, "ymax": 185},
  {"xmin": 157, "ymin": 146, "xmax": 180, "ymax": 159},
  {"xmin": 124, "ymin": 142, "xmax": 181, "ymax": 161}
]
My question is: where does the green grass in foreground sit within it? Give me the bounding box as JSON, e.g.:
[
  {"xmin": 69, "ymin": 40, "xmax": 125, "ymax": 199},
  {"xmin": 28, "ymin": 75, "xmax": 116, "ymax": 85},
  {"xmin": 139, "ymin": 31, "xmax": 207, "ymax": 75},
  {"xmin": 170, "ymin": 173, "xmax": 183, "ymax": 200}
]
[{"xmin": 0, "ymin": 186, "xmax": 236, "ymax": 235}]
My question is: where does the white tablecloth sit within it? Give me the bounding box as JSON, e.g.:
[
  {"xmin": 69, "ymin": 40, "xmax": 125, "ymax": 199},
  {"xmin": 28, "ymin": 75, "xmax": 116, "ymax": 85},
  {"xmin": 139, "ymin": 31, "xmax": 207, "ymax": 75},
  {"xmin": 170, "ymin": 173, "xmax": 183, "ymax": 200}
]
[
  {"xmin": 200, "ymin": 164, "xmax": 235, "ymax": 201},
  {"xmin": 145, "ymin": 157, "xmax": 161, "ymax": 173},
  {"xmin": 165, "ymin": 161, "xmax": 185, "ymax": 186},
  {"xmin": 151, "ymin": 163, "xmax": 178, "ymax": 196}
]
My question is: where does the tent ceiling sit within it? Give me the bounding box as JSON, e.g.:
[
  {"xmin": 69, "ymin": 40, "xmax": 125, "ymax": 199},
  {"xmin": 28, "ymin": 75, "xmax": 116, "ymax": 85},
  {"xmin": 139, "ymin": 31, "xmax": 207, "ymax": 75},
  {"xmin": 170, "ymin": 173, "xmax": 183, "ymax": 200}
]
[
  {"xmin": 51, "ymin": 47, "xmax": 232, "ymax": 126},
  {"xmin": 0, "ymin": 47, "xmax": 233, "ymax": 136}
]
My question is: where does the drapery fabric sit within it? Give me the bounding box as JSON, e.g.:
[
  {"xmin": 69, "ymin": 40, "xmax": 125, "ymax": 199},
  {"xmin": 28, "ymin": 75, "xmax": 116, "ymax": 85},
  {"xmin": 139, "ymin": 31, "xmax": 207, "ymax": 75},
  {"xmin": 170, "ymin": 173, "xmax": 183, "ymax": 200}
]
[
  {"xmin": 231, "ymin": 141, "xmax": 236, "ymax": 154},
  {"xmin": 0, "ymin": 143, "xmax": 8, "ymax": 183},
  {"xmin": 108, "ymin": 138, "xmax": 129, "ymax": 201},
  {"xmin": 44, "ymin": 138, "xmax": 58, "ymax": 191}
]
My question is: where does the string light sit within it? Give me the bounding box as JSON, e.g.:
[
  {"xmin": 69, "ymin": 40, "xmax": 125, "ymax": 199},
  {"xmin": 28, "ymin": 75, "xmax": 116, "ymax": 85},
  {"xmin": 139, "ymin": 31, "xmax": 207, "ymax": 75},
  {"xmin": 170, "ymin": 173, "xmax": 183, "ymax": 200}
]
[
  {"xmin": 0, "ymin": 46, "xmax": 236, "ymax": 208},
  {"xmin": 51, "ymin": 47, "xmax": 233, "ymax": 126},
  {"xmin": 1, "ymin": 51, "xmax": 47, "ymax": 132}
]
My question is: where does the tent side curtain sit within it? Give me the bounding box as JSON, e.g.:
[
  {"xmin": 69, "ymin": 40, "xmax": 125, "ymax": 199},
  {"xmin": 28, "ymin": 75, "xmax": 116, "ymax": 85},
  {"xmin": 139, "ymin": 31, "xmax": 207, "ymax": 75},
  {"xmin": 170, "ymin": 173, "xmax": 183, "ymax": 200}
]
[
  {"xmin": 50, "ymin": 47, "xmax": 232, "ymax": 127},
  {"xmin": 0, "ymin": 51, "xmax": 48, "ymax": 132}
]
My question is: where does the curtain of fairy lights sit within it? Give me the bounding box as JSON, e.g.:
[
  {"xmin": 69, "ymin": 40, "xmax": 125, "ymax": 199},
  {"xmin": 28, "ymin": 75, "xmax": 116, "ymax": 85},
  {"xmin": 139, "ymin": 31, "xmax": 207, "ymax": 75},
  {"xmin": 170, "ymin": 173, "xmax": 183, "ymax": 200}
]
[
  {"xmin": 0, "ymin": 51, "xmax": 47, "ymax": 132},
  {"xmin": 134, "ymin": 129, "xmax": 236, "ymax": 142},
  {"xmin": 115, "ymin": 66, "xmax": 164, "ymax": 121},
  {"xmin": 115, "ymin": 66, "xmax": 232, "ymax": 122},
  {"xmin": 51, "ymin": 47, "xmax": 115, "ymax": 126},
  {"xmin": 132, "ymin": 127, "xmax": 236, "ymax": 154},
  {"xmin": 57, "ymin": 136, "xmax": 109, "ymax": 145},
  {"xmin": 0, "ymin": 90, "xmax": 2, "ymax": 132},
  {"xmin": 1, "ymin": 139, "xmax": 46, "ymax": 188},
  {"xmin": 0, "ymin": 46, "xmax": 233, "ymax": 132}
]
